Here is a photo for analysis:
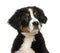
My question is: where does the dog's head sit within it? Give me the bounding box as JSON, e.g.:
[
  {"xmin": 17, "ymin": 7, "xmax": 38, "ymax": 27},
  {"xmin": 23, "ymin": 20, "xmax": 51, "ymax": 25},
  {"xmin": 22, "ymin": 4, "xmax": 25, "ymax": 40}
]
[{"xmin": 8, "ymin": 6, "xmax": 47, "ymax": 33}]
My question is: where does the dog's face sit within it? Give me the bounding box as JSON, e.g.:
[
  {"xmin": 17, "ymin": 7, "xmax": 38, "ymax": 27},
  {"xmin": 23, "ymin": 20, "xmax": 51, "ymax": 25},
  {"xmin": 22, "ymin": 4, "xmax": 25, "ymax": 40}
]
[{"xmin": 8, "ymin": 6, "xmax": 47, "ymax": 33}]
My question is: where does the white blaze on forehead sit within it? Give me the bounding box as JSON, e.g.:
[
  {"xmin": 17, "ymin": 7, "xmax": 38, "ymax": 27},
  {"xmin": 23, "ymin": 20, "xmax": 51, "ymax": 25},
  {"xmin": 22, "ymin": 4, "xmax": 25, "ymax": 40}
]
[
  {"xmin": 28, "ymin": 8, "xmax": 39, "ymax": 22},
  {"xmin": 28, "ymin": 8, "xmax": 34, "ymax": 18}
]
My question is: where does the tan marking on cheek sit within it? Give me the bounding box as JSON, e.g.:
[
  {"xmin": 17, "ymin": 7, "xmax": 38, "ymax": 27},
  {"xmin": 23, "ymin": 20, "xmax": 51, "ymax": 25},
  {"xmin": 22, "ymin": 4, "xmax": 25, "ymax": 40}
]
[
  {"xmin": 19, "ymin": 26, "xmax": 30, "ymax": 32},
  {"xmin": 25, "ymin": 13, "xmax": 29, "ymax": 17}
]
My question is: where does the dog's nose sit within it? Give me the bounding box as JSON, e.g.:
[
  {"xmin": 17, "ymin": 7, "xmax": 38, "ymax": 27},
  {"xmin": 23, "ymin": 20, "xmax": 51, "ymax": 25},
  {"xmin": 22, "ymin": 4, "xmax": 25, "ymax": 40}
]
[{"xmin": 33, "ymin": 21, "xmax": 39, "ymax": 26}]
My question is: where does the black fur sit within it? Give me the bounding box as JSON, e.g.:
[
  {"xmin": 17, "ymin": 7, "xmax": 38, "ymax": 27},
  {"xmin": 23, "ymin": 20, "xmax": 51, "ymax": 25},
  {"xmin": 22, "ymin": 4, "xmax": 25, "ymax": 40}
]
[
  {"xmin": 32, "ymin": 32, "xmax": 49, "ymax": 53},
  {"xmin": 8, "ymin": 6, "xmax": 49, "ymax": 53}
]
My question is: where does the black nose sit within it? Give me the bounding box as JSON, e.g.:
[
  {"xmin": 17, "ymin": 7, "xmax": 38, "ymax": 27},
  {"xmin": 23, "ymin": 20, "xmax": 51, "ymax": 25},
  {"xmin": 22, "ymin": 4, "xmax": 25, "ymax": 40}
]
[{"xmin": 33, "ymin": 21, "xmax": 39, "ymax": 26}]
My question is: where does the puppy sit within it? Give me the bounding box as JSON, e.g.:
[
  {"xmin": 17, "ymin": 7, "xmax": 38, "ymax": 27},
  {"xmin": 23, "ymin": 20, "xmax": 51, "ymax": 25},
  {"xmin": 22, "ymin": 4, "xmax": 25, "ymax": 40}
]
[{"xmin": 8, "ymin": 6, "xmax": 49, "ymax": 53}]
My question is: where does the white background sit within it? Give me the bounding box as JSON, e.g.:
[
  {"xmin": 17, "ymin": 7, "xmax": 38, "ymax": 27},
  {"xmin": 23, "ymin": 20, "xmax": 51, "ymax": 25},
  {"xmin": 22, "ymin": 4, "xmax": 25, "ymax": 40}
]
[{"xmin": 0, "ymin": 0, "xmax": 60, "ymax": 53}]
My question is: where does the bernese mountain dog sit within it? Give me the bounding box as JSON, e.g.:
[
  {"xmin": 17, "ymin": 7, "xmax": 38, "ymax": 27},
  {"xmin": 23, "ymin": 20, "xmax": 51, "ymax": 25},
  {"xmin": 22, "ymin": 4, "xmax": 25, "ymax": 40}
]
[{"xmin": 8, "ymin": 6, "xmax": 49, "ymax": 53}]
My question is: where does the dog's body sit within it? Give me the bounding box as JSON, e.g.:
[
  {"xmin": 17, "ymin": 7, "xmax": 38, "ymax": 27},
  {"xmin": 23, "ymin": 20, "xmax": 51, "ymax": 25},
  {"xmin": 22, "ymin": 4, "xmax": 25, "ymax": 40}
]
[{"xmin": 8, "ymin": 6, "xmax": 49, "ymax": 53}]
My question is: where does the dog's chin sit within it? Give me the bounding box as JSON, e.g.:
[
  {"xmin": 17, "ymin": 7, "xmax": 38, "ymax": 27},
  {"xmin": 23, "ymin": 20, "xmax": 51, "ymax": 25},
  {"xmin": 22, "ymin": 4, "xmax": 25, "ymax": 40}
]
[
  {"xmin": 25, "ymin": 29, "xmax": 40, "ymax": 36},
  {"xmin": 21, "ymin": 30, "xmax": 39, "ymax": 37},
  {"xmin": 21, "ymin": 28, "xmax": 39, "ymax": 36}
]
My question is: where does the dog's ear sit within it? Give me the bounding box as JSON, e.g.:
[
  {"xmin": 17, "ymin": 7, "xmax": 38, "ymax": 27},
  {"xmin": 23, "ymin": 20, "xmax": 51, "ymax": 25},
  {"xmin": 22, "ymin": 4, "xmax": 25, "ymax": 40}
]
[
  {"xmin": 34, "ymin": 6, "xmax": 47, "ymax": 24},
  {"xmin": 8, "ymin": 9, "xmax": 22, "ymax": 29},
  {"xmin": 40, "ymin": 10, "xmax": 47, "ymax": 24}
]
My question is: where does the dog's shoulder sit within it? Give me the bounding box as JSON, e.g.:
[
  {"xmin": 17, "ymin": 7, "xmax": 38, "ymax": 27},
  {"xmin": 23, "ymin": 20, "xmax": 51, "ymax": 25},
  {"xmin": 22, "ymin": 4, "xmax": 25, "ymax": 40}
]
[
  {"xmin": 31, "ymin": 32, "xmax": 49, "ymax": 53},
  {"xmin": 11, "ymin": 33, "xmax": 25, "ymax": 53}
]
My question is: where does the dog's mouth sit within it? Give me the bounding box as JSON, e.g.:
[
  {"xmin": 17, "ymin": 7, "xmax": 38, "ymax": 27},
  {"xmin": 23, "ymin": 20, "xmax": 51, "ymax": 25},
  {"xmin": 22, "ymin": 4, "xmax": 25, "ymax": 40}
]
[
  {"xmin": 19, "ymin": 26, "xmax": 39, "ymax": 33},
  {"xmin": 21, "ymin": 28, "xmax": 39, "ymax": 36},
  {"xmin": 34, "ymin": 26, "xmax": 39, "ymax": 30}
]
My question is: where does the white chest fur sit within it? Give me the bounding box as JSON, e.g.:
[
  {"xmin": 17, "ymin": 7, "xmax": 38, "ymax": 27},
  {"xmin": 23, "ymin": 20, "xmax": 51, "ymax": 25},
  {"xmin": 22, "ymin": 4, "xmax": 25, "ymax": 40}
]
[{"xmin": 15, "ymin": 33, "xmax": 36, "ymax": 53}]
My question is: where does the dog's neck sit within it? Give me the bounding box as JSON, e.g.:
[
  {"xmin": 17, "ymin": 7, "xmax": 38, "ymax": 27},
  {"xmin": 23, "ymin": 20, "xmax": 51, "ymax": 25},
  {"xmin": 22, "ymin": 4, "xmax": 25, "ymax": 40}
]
[
  {"xmin": 17, "ymin": 32, "xmax": 37, "ymax": 53},
  {"xmin": 20, "ymin": 32, "xmax": 38, "ymax": 49}
]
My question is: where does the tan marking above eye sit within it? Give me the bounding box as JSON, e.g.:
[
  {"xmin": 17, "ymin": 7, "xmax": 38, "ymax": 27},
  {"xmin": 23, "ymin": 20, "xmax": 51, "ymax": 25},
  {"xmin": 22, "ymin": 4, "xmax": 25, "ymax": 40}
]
[
  {"xmin": 34, "ymin": 12, "xmax": 36, "ymax": 15},
  {"xmin": 25, "ymin": 13, "xmax": 29, "ymax": 17}
]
